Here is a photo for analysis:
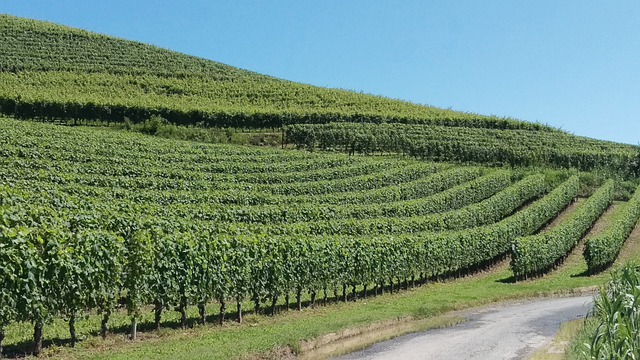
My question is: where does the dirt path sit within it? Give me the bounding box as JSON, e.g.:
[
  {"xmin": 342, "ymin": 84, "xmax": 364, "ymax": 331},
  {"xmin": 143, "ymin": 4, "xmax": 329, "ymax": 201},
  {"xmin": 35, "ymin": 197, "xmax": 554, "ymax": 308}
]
[{"xmin": 334, "ymin": 295, "xmax": 593, "ymax": 360}]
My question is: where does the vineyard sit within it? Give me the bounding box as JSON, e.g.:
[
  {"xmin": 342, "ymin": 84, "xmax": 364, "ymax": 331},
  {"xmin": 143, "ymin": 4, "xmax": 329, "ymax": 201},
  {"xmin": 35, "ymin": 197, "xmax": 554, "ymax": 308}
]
[
  {"xmin": 1, "ymin": 117, "xmax": 640, "ymax": 357},
  {"xmin": 283, "ymin": 123, "xmax": 640, "ymax": 177},
  {"xmin": 2, "ymin": 15, "xmax": 639, "ymax": 180},
  {"xmin": 2, "ymin": 13, "xmax": 640, "ymax": 360},
  {"xmin": 0, "ymin": 15, "xmax": 543, "ymax": 130}
]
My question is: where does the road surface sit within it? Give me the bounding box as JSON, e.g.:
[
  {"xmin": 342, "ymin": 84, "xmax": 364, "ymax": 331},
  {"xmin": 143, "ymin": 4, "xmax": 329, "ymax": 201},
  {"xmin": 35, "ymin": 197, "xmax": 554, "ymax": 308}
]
[{"xmin": 335, "ymin": 295, "xmax": 593, "ymax": 360}]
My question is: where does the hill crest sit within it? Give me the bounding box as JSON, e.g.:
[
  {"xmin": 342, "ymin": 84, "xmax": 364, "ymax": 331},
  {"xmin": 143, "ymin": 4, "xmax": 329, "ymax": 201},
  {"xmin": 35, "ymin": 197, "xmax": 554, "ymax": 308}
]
[{"xmin": 0, "ymin": 14, "xmax": 556, "ymax": 132}]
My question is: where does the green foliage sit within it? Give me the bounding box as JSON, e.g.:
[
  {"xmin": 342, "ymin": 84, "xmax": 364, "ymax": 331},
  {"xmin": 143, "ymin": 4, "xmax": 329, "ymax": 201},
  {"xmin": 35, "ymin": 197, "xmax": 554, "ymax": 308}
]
[
  {"xmin": 0, "ymin": 117, "xmax": 630, "ymax": 354},
  {"xmin": 3, "ymin": 13, "xmax": 640, "ymax": 356},
  {"xmin": 0, "ymin": 226, "xmax": 26, "ymax": 330},
  {"xmin": 123, "ymin": 231, "xmax": 154, "ymax": 321},
  {"xmin": 0, "ymin": 171, "xmax": 570, "ymax": 343},
  {"xmin": 148, "ymin": 230, "xmax": 181, "ymax": 323},
  {"xmin": 85, "ymin": 231, "xmax": 124, "ymax": 322},
  {"xmin": 585, "ymin": 264, "xmax": 640, "ymax": 359},
  {"xmin": 584, "ymin": 185, "xmax": 640, "ymax": 272},
  {"xmin": 223, "ymin": 172, "xmax": 542, "ymax": 237},
  {"xmin": 18, "ymin": 227, "xmax": 61, "ymax": 328},
  {"xmin": 138, "ymin": 115, "xmax": 168, "ymax": 135},
  {"xmin": 284, "ymin": 123, "xmax": 639, "ymax": 178},
  {"xmin": 422, "ymin": 175, "xmax": 580, "ymax": 276},
  {"xmin": 0, "ymin": 14, "xmax": 560, "ymax": 131},
  {"xmin": 511, "ymin": 180, "xmax": 615, "ymax": 279}
]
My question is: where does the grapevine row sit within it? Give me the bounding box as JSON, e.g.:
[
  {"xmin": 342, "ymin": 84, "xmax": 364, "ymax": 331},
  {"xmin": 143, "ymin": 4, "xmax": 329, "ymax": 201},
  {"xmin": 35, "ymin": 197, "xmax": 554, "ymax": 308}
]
[
  {"xmin": 0, "ymin": 160, "xmax": 444, "ymax": 196},
  {"xmin": 510, "ymin": 180, "xmax": 615, "ymax": 279},
  {"xmin": 2, "ymin": 166, "xmax": 481, "ymax": 208},
  {"xmin": 284, "ymin": 123, "xmax": 640, "ymax": 177},
  {"xmin": 584, "ymin": 185, "xmax": 640, "ymax": 273},
  {"xmin": 215, "ymin": 173, "xmax": 544, "ymax": 235},
  {"xmin": 0, "ymin": 175, "xmax": 578, "ymax": 353}
]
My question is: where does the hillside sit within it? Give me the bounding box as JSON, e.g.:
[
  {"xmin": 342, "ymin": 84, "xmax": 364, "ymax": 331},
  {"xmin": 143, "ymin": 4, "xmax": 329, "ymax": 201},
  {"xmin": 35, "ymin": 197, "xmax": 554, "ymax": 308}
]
[
  {"xmin": 1, "ymin": 14, "xmax": 638, "ymax": 178},
  {"xmin": 2, "ymin": 13, "xmax": 640, "ymax": 360},
  {"xmin": 1, "ymin": 117, "xmax": 640, "ymax": 358},
  {"xmin": 284, "ymin": 123, "xmax": 640, "ymax": 176},
  {"xmin": 0, "ymin": 14, "xmax": 553, "ymax": 130}
]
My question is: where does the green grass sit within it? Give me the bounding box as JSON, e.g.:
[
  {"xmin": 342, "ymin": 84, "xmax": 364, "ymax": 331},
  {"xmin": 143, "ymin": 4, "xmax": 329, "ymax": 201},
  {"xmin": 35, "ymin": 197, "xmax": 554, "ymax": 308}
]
[
  {"xmin": 565, "ymin": 319, "xmax": 598, "ymax": 360},
  {"xmin": 529, "ymin": 319, "xmax": 586, "ymax": 360}
]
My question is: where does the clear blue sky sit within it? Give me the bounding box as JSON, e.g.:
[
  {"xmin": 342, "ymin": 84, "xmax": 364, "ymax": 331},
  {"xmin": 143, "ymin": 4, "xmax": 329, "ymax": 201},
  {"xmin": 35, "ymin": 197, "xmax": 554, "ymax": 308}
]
[{"xmin": 3, "ymin": 1, "xmax": 639, "ymax": 144}]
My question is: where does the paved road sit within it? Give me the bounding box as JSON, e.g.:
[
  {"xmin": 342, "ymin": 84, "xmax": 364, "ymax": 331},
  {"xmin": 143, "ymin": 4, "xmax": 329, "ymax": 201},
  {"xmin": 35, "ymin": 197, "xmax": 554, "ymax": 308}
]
[{"xmin": 335, "ymin": 295, "xmax": 593, "ymax": 360}]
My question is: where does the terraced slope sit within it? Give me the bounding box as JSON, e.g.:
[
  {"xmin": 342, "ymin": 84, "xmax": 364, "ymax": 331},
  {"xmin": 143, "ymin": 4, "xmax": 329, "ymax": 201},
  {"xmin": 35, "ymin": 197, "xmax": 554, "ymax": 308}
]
[
  {"xmin": 284, "ymin": 123, "xmax": 640, "ymax": 176},
  {"xmin": 3, "ymin": 118, "xmax": 633, "ymax": 356}
]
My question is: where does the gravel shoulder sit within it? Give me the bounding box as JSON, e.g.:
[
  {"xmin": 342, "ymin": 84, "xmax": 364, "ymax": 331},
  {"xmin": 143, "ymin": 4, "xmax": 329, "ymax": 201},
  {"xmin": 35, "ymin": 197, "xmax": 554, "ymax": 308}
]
[{"xmin": 334, "ymin": 295, "xmax": 593, "ymax": 360}]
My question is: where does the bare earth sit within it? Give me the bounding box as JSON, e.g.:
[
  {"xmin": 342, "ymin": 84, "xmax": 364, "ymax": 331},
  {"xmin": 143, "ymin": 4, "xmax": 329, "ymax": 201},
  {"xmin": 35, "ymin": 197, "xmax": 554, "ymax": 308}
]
[{"xmin": 334, "ymin": 295, "xmax": 593, "ymax": 360}]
